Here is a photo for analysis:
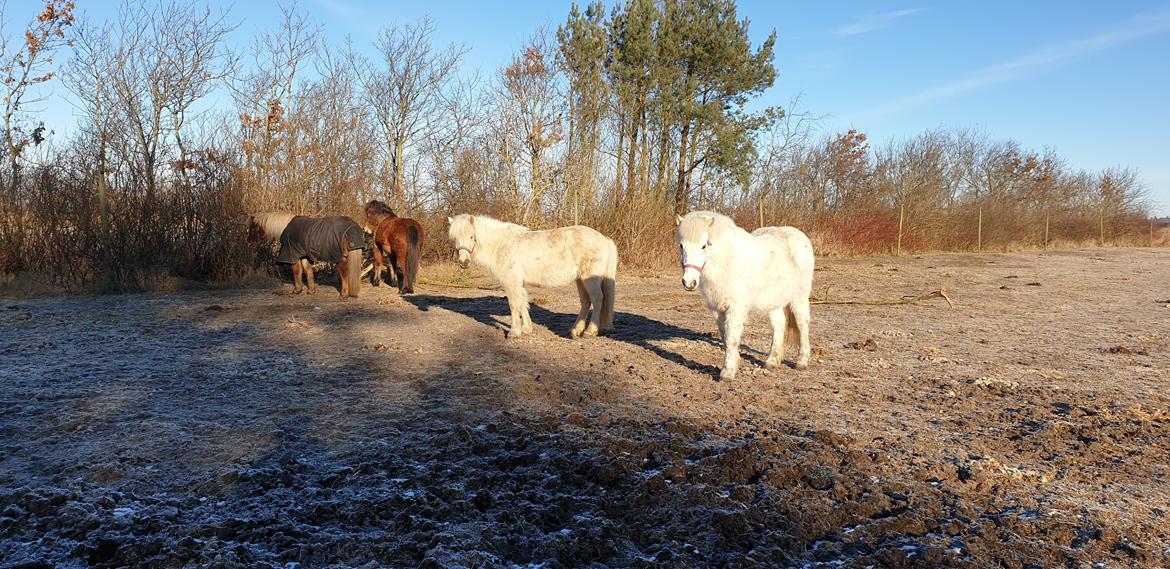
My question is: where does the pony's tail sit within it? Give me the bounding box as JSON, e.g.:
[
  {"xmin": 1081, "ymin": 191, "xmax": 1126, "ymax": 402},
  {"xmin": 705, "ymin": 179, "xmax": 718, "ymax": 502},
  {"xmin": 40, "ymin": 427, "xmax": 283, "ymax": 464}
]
[
  {"xmin": 347, "ymin": 248, "xmax": 362, "ymax": 297},
  {"xmin": 405, "ymin": 224, "xmax": 422, "ymax": 293},
  {"xmin": 600, "ymin": 240, "xmax": 618, "ymax": 330}
]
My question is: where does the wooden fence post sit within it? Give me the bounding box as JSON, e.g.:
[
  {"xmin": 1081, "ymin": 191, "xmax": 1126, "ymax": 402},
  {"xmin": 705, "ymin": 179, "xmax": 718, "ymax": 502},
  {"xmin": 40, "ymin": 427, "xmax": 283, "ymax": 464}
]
[
  {"xmin": 1044, "ymin": 212, "xmax": 1050, "ymax": 249},
  {"xmin": 977, "ymin": 207, "xmax": 982, "ymax": 252},
  {"xmin": 896, "ymin": 202, "xmax": 904, "ymax": 256},
  {"xmin": 1099, "ymin": 206, "xmax": 1105, "ymax": 247}
]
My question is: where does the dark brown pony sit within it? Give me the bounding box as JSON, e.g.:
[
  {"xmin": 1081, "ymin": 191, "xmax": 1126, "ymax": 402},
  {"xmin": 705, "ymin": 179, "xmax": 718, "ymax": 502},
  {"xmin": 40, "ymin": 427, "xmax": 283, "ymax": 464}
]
[{"xmin": 363, "ymin": 200, "xmax": 424, "ymax": 294}]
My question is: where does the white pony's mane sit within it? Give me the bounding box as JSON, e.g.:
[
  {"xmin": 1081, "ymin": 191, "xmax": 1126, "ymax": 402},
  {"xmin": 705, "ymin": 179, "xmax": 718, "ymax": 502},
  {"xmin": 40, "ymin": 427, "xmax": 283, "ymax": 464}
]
[
  {"xmin": 453, "ymin": 214, "xmax": 531, "ymax": 241},
  {"xmin": 678, "ymin": 210, "xmax": 750, "ymax": 242}
]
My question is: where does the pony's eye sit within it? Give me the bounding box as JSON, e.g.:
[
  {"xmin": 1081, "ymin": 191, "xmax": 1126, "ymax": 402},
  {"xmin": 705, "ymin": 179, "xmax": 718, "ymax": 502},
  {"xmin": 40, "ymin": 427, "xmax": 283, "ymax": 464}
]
[{"xmin": 701, "ymin": 243, "xmax": 707, "ymax": 250}]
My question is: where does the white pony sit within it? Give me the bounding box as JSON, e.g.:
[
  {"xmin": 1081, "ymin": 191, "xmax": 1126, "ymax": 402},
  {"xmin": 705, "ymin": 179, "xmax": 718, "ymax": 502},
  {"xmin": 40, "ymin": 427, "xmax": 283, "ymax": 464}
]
[
  {"xmin": 447, "ymin": 214, "xmax": 618, "ymax": 339},
  {"xmin": 676, "ymin": 211, "xmax": 814, "ymax": 380}
]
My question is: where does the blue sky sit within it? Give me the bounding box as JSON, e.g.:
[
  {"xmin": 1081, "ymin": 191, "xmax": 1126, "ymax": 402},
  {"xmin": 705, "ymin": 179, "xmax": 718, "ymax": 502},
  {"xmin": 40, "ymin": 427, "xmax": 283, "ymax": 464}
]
[{"xmin": 13, "ymin": 1, "xmax": 1170, "ymax": 214}]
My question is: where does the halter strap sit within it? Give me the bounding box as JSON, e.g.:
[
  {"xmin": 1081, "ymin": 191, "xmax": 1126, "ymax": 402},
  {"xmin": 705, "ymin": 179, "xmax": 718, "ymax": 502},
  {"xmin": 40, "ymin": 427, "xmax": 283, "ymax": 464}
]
[{"xmin": 456, "ymin": 246, "xmax": 474, "ymax": 255}]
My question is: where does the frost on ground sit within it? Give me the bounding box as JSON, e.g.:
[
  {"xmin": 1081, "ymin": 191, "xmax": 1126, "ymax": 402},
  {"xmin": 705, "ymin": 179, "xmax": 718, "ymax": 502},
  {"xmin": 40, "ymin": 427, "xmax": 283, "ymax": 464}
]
[{"xmin": 2, "ymin": 249, "xmax": 1169, "ymax": 568}]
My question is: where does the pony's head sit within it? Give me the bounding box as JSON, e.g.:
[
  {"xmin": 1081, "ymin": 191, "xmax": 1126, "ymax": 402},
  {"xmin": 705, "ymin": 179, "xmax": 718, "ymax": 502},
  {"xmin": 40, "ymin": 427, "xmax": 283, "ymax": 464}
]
[
  {"xmin": 675, "ymin": 212, "xmax": 722, "ymax": 291},
  {"xmin": 447, "ymin": 214, "xmax": 476, "ymax": 269},
  {"xmin": 246, "ymin": 214, "xmax": 265, "ymax": 244},
  {"xmin": 364, "ymin": 200, "xmax": 397, "ymax": 232}
]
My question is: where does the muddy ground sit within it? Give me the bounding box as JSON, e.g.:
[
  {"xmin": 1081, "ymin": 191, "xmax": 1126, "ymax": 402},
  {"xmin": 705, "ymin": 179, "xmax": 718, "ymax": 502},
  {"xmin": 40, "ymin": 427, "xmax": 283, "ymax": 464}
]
[{"xmin": 1, "ymin": 248, "xmax": 1168, "ymax": 568}]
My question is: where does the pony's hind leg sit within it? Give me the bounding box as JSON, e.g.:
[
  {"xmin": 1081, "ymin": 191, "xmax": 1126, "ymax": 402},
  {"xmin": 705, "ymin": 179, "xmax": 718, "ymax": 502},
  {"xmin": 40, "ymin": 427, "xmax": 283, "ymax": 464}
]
[
  {"xmin": 792, "ymin": 299, "xmax": 811, "ymax": 370},
  {"xmin": 765, "ymin": 308, "xmax": 787, "ymax": 369},
  {"xmin": 580, "ymin": 277, "xmax": 604, "ymax": 337},
  {"xmin": 719, "ymin": 306, "xmax": 747, "ymax": 381},
  {"xmin": 571, "ymin": 279, "xmax": 590, "ymax": 338},
  {"xmin": 371, "ymin": 244, "xmax": 384, "ymax": 286},
  {"xmin": 393, "ymin": 251, "xmax": 407, "ymax": 294}
]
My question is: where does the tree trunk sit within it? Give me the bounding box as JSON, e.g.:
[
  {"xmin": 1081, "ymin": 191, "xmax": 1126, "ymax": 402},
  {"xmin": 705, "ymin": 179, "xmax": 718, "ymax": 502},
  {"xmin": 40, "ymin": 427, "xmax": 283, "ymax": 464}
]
[
  {"xmin": 625, "ymin": 107, "xmax": 641, "ymax": 207},
  {"xmin": 673, "ymin": 121, "xmax": 691, "ymax": 214}
]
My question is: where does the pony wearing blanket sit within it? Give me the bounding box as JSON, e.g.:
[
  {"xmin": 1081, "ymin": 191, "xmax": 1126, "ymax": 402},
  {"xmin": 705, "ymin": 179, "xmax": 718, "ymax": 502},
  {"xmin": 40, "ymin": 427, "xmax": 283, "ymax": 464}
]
[
  {"xmin": 676, "ymin": 211, "xmax": 814, "ymax": 380},
  {"xmin": 447, "ymin": 214, "xmax": 617, "ymax": 339},
  {"xmin": 273, "ymin": 215, "xmax": 365, "ymax": 299},
  {"xmin": 363, "ymin": 200, "xmax": 424, "ymax": 294}
]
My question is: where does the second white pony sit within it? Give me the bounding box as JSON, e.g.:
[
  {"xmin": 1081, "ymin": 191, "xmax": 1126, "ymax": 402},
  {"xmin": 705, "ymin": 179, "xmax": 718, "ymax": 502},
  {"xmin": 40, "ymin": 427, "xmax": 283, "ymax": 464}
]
[
  {"xmin": 447, "ymin": 214, "xmax": 618, "ymax": 339},
  {"xmin": 676, "ymin": 211, "xmax": 814, "ymax": 380}
]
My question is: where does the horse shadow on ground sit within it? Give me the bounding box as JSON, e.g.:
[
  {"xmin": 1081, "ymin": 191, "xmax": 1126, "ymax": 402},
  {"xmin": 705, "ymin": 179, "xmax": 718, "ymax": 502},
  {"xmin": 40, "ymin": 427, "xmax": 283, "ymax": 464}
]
[{"xmin": 403, "ymin": 293, "xmax": 775, "ymax": 376}]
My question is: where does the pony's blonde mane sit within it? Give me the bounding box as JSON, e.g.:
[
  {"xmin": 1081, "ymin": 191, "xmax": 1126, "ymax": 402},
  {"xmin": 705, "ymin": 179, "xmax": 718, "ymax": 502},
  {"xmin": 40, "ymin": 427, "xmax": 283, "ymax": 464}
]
[{"xmin": 250, "ymin": 212, "xmax": 297, "ymax": 241}]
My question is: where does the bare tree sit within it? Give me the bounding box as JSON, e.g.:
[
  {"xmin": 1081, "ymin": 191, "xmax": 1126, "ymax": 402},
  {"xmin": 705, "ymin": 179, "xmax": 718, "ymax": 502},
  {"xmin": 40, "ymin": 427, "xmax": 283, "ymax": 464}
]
[
  {"xmin": 1, "ymin": 0, "xmax": 74, "ymax": 189},
  {"xmin": 500, "ymin": 30, "xmax": 564, "ymax": 224},
  {"xmin": 0, "ymin": 0, "xmax": 74, "ymax": 265},
  {"xmin": 356, "ymin": 18, "xmax": 465, "ymax": 207}
]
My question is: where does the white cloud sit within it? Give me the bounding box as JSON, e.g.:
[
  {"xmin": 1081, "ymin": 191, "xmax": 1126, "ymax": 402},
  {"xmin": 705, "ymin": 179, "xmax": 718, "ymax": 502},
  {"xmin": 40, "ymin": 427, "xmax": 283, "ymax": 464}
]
[
  {"xmin": 833, "ymin": 8, "xmax": 923, "ymax": 37},
  {"xmin": 872, "ymin": 9, "xmax": 1170, "ymax": 117}
]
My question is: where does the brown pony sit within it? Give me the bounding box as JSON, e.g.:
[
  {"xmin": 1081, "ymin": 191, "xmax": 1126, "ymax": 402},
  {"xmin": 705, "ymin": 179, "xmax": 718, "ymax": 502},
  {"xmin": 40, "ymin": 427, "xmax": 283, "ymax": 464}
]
[{"xmin": 363, "ymin": 200, "xmax": 424, "ymax": 294}]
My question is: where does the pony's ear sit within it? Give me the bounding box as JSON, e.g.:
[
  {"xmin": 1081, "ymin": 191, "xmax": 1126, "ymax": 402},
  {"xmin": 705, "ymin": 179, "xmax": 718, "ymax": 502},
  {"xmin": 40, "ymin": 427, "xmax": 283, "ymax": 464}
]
[
  {"xmin": 468, "ymin": 216, "xmax": 475, "ymax": 226},
  {"xmin": 675, "ymin": 214, "xmax": 683, "ymax": 227},
  {"xmin": 446, "ymin": 216, "xmax": 453, "ymax": 224}
]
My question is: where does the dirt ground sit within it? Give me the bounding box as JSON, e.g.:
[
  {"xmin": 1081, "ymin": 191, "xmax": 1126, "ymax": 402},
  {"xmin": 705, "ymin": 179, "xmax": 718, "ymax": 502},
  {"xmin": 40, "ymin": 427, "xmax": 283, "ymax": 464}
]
[{"xmin": 2, "ymin": 248, "xmax": 1168, "ymax": 568}]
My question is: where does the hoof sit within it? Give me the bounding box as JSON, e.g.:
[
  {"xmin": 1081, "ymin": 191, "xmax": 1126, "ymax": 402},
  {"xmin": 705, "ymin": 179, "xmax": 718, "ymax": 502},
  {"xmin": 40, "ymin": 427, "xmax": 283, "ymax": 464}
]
[
  {"xmin": 794, "ymin": 360, "xmax": 809, "ymax": 371},
  {"xmin": 506, "ymin": 330, "xmax": 523, "ymax": 340},
  {"xmin": 307, "ymin": 287, "xmax": 317, "ymax": 295},
  {"xmin": 764, "ymin": 358, "xmax": 783, "ymax": 370},
  {"xmin": 719, "ymin": 368, "xmax": 737, "ymax": 381},
  {"xmin": 569, "ymin": 327, "xmax": 584, "ymax": 338}
]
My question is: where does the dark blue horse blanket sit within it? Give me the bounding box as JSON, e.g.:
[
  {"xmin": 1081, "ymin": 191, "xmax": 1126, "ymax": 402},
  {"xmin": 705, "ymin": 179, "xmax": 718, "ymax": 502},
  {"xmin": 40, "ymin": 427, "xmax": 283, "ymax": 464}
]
[{"xmin": 276, "ymin": 216, "xmax": 365, "ymax": 265}]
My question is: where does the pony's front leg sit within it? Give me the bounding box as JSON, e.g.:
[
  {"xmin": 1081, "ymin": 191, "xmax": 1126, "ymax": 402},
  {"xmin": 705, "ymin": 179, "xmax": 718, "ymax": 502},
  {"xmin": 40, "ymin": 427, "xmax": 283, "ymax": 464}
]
[
  {"xmin": 765, "ymin": 308, "xmax": 787, "ymax": 369},
  {"xmin": 580, "ymin": 277, "xmax": 603, "ymax": 337},
  {"xmin": 336, "ymin": 258, "xmax": 349, "ymax": 300},
  {"xmin": 303, "ymin": 260, "xmax": 317, "ymax": 294},
  {"xmin": 503, "ymin": 289, "xmax": 525, "ymax": 339},
  {"xmin": 517, "ymin": 286, "xmax": 533, "ymax": 334},
  {"xmin": 291, "ymin": 260, "xmax": 304, "ymax": 294},
  {"xmin": 719, "ymin": 307, "xmax": 747, "ymax": 381},
  {"xmin": 571, "ymin": 279, "xmax": 590, "ymax": 338},
  {"xmin": 498, "ymin": 277, "xmax": 527, "ymax": 338}
]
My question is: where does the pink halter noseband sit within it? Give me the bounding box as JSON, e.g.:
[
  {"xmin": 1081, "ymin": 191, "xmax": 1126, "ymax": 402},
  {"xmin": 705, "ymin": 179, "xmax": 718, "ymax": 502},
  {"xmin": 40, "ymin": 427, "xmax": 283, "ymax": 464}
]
[{"xmin": 681, "ymin": 240, "xmax": 712, "ymax": 272}]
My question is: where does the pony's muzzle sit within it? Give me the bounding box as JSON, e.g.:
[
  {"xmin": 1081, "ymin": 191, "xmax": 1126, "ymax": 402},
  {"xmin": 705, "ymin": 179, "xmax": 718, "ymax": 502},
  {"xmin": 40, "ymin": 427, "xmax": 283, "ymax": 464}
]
[
  {"xmin": 681, "ymin": 267, "xmax": 701, "ymax": 291},
  {"xmin": 455, "ymin": 250, "xmax": 471, "ymax": 269}
]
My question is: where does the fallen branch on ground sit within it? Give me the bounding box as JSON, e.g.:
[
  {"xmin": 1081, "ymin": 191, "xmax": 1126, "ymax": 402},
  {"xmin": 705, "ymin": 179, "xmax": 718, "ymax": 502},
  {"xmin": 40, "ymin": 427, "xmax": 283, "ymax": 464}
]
[
  {"xmin": 360, "ymin": 263, "xmax": 373, "ymax": 278},
  {"xmin": 812, "ymin": 287, "xmax": 954, "ymax": 308}
]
